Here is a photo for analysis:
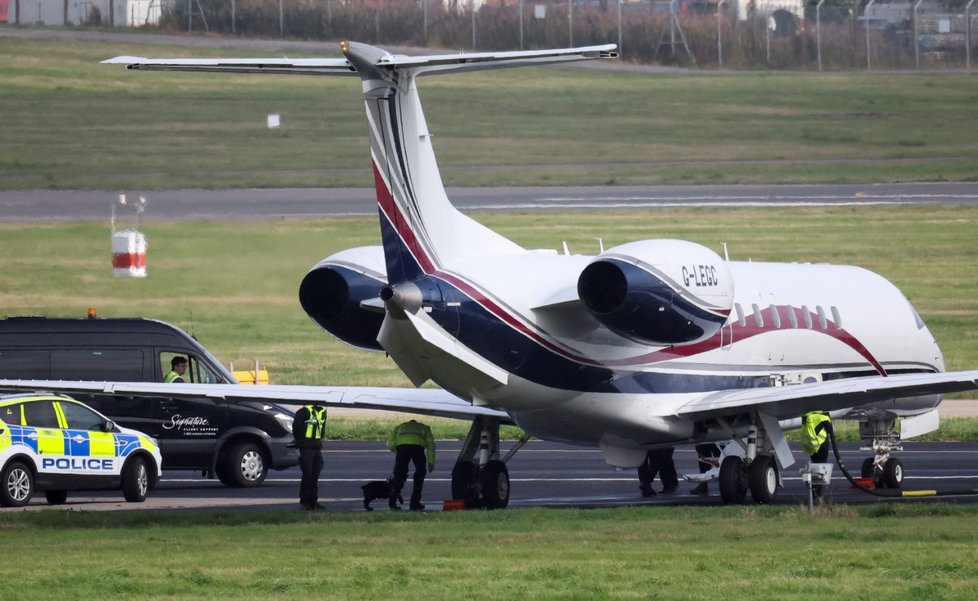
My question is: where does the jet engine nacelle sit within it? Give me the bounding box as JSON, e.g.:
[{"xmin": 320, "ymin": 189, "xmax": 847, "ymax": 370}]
[
  {"xmin": 298, "ymin": 246, "xmax": 388, "ymax": 351},
  {"xmin": 577, "ymin": 239, "xmax": 733, "ymax": 345}
]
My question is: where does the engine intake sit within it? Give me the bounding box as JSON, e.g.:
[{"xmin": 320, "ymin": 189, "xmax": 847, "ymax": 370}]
[
  {"xmin": 577, "ymin": 239, "xmax": 733, "ymax": 345},
  {"xmin": 298, "ymin": 246, "xmax": 387, "ymax": 351}
]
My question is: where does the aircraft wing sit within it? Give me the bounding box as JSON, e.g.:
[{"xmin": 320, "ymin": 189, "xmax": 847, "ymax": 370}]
[
  {"xmin": 101, "ymin": 56, "xmax": 357, "ymax": 76},
  {"xmin": 102, "ymin": 43, "xmax": 617, "ymax": 77},
  {"xmin": 0, "ymin": 380, "xmax": 512, "ymax": 423},
  {"xmin": 677, "ymin": 369, "xmax": 978, "ymax": 420}
]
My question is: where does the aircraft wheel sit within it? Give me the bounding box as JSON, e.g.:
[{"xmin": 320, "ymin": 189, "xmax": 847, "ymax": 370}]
[
  {"xmin": 719, "ymin": 456, "xmax": 748, "ymax": 505},
  {"xmin": 480, "ymin": 460, "xmax": 510, "ymax": 509},
  {"xmin": 883, "ymin": 457, "xmax": 903, "ymax": 489},
  {"xmin": 860, "ymin": 457, "xmax": 875, "ymax": 479},
  {"xmin": 451, "ymin": 461, "xmax": 480, "ymax": 506},
  {"xmin": 748, "ymin": 455, "xmax": 778, "ymax": 504}
]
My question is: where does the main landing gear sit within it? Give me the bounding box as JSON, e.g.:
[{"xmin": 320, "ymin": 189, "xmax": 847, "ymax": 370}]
[
  {"xmin": 858, "ymin": 418, "xmax": 904, "ymax": 489},
  {"xmin": 716, "ymin": 413, "xmax": 789, "ymax": 505},
  {"xmin": 451, "ymin": 416, "xmax": 528, "ymax": 509}
]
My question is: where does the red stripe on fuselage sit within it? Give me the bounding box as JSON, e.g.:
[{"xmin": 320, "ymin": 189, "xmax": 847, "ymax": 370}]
[
  {"xmin": 370, "ymin": 161, "xmax": 884, "ymax": 376},
  {"xmin": 373, "ymin": 162, "xmax": 436, "ymax": 274}
]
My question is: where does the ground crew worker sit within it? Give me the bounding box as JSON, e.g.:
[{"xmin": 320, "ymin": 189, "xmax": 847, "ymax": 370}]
[
  {"xmin": 387, "ymin": 419, "xmax": 436, "ymax": 511},
  {"xmin": 164, "ymin": 356, "xmax": 188, "ymax": 383},
  {"xmin": 637, "ymin": 447, "xmax": 678, "ymax": 497},
  {"xmin": 292, "ymin": 403, "xmax": 327, "ymax": 510},
  {"xmin": 802, "ymin": 410, "xmax": 833, "ymax": 497}
]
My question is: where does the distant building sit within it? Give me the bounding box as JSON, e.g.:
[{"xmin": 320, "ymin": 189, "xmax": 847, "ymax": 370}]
[{"xmin": 1, "ymin": 0, "xmax": 162, "ymax": 25}]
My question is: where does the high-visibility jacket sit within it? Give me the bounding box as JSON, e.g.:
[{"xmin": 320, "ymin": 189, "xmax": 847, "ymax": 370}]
[
  {"xmin": 163, "ymin": 370, "xmax": 185, "ymax": 383},
  {"xmin": 802, "ymin": 411, "xmax": 831, "ymax": 456},
  {"xmin": 387, "ymin": 420, "xmax": 436, "ymax": 466},
  {"xmin": 293, "ymin": 405, "xmax": 327, "ymax": 448}
]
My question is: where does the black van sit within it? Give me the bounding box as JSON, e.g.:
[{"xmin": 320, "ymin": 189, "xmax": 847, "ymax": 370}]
[{"xmin": 0, "ymin": 316, "xmax": 299, "ymax": 487}]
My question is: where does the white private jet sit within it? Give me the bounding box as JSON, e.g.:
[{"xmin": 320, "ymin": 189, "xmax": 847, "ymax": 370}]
[{"xmin": 5, "ymin": 41, "xmax": 978, "ymax": 507}]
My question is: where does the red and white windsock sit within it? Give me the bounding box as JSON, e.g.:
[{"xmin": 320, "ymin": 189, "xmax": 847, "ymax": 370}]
[{"xmin": 111, "ymin": 230, "xmax": 147, "ymax": 278}]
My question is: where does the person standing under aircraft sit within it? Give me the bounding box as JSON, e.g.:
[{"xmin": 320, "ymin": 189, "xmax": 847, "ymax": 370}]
[
  {"xmin": 293, "ymin": 403, "xmax": 328, "ymax": 510},
  {"xmin": 387, "ymin": 419, "xmax": 436, "ymax": 511},
  {"xmin": 802, "ymin": 411, "xmax": 833, "ymax": 497},
  {"xmin": 164, "ymin": 356, "xmax": 188, "ymax": 383},
  {"xmin": 637, "ymin": 447, "xmax": 678, "ymax": 497},
  {"xmin": 690, "ymin": 443, "xmax": 721, "ymax": 495}
]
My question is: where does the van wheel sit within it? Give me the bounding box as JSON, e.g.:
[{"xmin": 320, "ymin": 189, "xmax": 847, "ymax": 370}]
[
  {"xmin": 1, "ymin": 461, "xmax": 34, "ymax": 507},
  {"xmin": 123, "ymin": 457, "xmax": 149, "ymax": 502},
  {"xmin": 45, "ymin": 490, "xmax": 68, "ymax": 505},
  {"xmin": 224, "ymin": 442, "xmax": 268, "ymax": 488}
]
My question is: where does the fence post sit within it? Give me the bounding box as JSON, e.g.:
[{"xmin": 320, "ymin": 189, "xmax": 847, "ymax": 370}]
[
  {"xmin": 865, "ymin": 0, "xmax": 876, "ymax": 70},
  {"xmin": 278, "ymin": 0, "xmax": 283, "ymax": 37},
  {"xmin": 568, "ymin": 0, "xmax": 573, "ymax": 46},
  {"xmin": 913, "ymin": 0, "xmax": 924, "ymax": 68},
  {"xmin": 717, "ymin": 0, "xmax": 726, "ymax": 67},
  {"xmin": 967, "ymin": 0, "xmax": 975, "ymax": 69},
  {"xmin": 816, "ymin": 0, "xmax": 825, "ymax": 71},
  {"xmin": 231, "ymin": 0, "xmax": 235, "ymax": 34},
  {"xmin": 520, "ymin": 0, "xmax": 524, "ymax": 49},
  {"xmin": 618, "ymin": 0, "xmax": 623, "ymax": 55},
  {"xmin": 471, "ymin": 0, "xmax": 476, "ymax": 49},
  {"xmin": 423, "ymin": 0, "xmax": 428, "ymax": 42}
]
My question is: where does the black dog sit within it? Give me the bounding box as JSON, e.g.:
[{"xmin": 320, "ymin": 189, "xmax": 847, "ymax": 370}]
[{"xmin": 361, "ymin": 479, "xmax": 402, "ymax": 511}]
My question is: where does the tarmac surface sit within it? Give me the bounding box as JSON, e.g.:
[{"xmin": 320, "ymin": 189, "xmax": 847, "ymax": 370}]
[
  {"xmin": 3, "ymin": 440, "xmax": 977, "ymax": 513},
  {"xmin": 3, "ymin": 182, "xmax": 978, "ymax": 222}
]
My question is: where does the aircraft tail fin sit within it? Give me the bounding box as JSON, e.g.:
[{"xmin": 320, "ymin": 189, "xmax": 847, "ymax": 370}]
[
  {"xmin": 341, "ymin": 41, "xmax": 617, "ymax": 283},
  {"xmin": 104, "ymin": 42, "xmax": 618, "ymax": 284}
]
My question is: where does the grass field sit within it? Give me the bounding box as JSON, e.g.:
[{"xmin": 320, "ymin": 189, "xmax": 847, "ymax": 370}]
[
  {"xmin": 2, "ymin": 35, "xmax": 978, "ymax": 189},
  {"xmin": 2, "ymin": 503, "xmax": 978, "ymax": 600},
  {"xmin": 4, "ymin": 205, "xmax": 978, "ymax": 382}
]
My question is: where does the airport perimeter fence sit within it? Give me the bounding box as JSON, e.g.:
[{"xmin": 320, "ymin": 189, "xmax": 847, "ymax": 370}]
[{"xmin": 9, "ymin": 0, "xmax": 976, "ymax": 69}]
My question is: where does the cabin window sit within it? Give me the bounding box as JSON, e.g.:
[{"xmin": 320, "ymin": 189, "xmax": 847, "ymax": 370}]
[
  {"xmin": 735, "ymin": 303, "xmax": 746, "ymax": 327},
  {"xmin": 751, "ymin": 303, "xmax": 764, "ymax": 328},
  {"xmin": 787, "ymin": 305, "xmax": 798, "ymax": 329},
  {"xmin": 769, "ymin": 304, "xmax": 782, "ymax": 328},
  {"xmin": 816, "ymin": 306, "xmax": 828, "ymax": 330},
  {"xmin": 831, "ymin": 306, "xmax": 842, "ymax": 328},
  {"xmin": 801, "ymin": 305, "xmax": 813, "ymax": 329}
]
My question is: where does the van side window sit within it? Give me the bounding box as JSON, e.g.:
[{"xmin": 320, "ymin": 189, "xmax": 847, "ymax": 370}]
[
  {"xmin": 51, "ymin": 350, "xmax": 144, "ymax": 381},
  {"xmin": 59, "ymin": 402, "xmax": 105, "ymax": 431},
  {"xmin": 160, "ymin": 352, "xmax": 219, "ymax": 384},
  {"xmin": 22, "ymin": 400, "xmax": 59, "ymax": 428},
  {"xmin": 193, "ymin": 358, "xmax": 219, "ymax": 384},
  {"xmin": 0, "ymin": 350, "xmax": 51, "ymax": 379}
]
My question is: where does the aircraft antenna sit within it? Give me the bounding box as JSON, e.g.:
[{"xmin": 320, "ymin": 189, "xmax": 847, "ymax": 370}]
[
  {"xmin": 597, "ymin": 238, "xmax": 604, "ymax": 254},
  {"xmin": 562, "ymin": 241, "xmax": 570, "ymax": 256},
  {"xmin": 722, "ymin": 242, "xmax": 729, "ymax": 261}
]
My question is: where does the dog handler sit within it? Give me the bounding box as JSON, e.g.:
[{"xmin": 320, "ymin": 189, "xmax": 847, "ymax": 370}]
[
  {"xmin": 293, "ymin": 403, "xmax": 327, "ymax": 510},
  {"xmin": 387, "ymin": 419, "xmax": 436, "ymax": 511}
]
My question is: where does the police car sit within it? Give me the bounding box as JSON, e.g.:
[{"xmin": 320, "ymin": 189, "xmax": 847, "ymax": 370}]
[{"xmin": 0, "ymin": 393, "xmax": 162, "ymax": 507}]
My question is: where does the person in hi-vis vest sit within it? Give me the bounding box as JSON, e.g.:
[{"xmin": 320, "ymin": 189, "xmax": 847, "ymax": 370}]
[{"xmin": 292, "ymin": 404, "xmax": 327, "ymax": 510}]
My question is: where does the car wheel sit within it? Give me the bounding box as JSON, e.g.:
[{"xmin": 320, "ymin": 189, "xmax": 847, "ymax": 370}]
[
  {"xmin": 123, "ymin": 456, "xmax": 149, "ymax": 502},
  {"xmin": 225, "ymin": 442, "xmax": 268, "ymax": 488},
  {"xmin": 45, "ymin": 490, "xmax": 68, "ymax": 505},
  {"xmin": 1, "ymin": 461, "xmax": 34, "ymax": 507}
]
